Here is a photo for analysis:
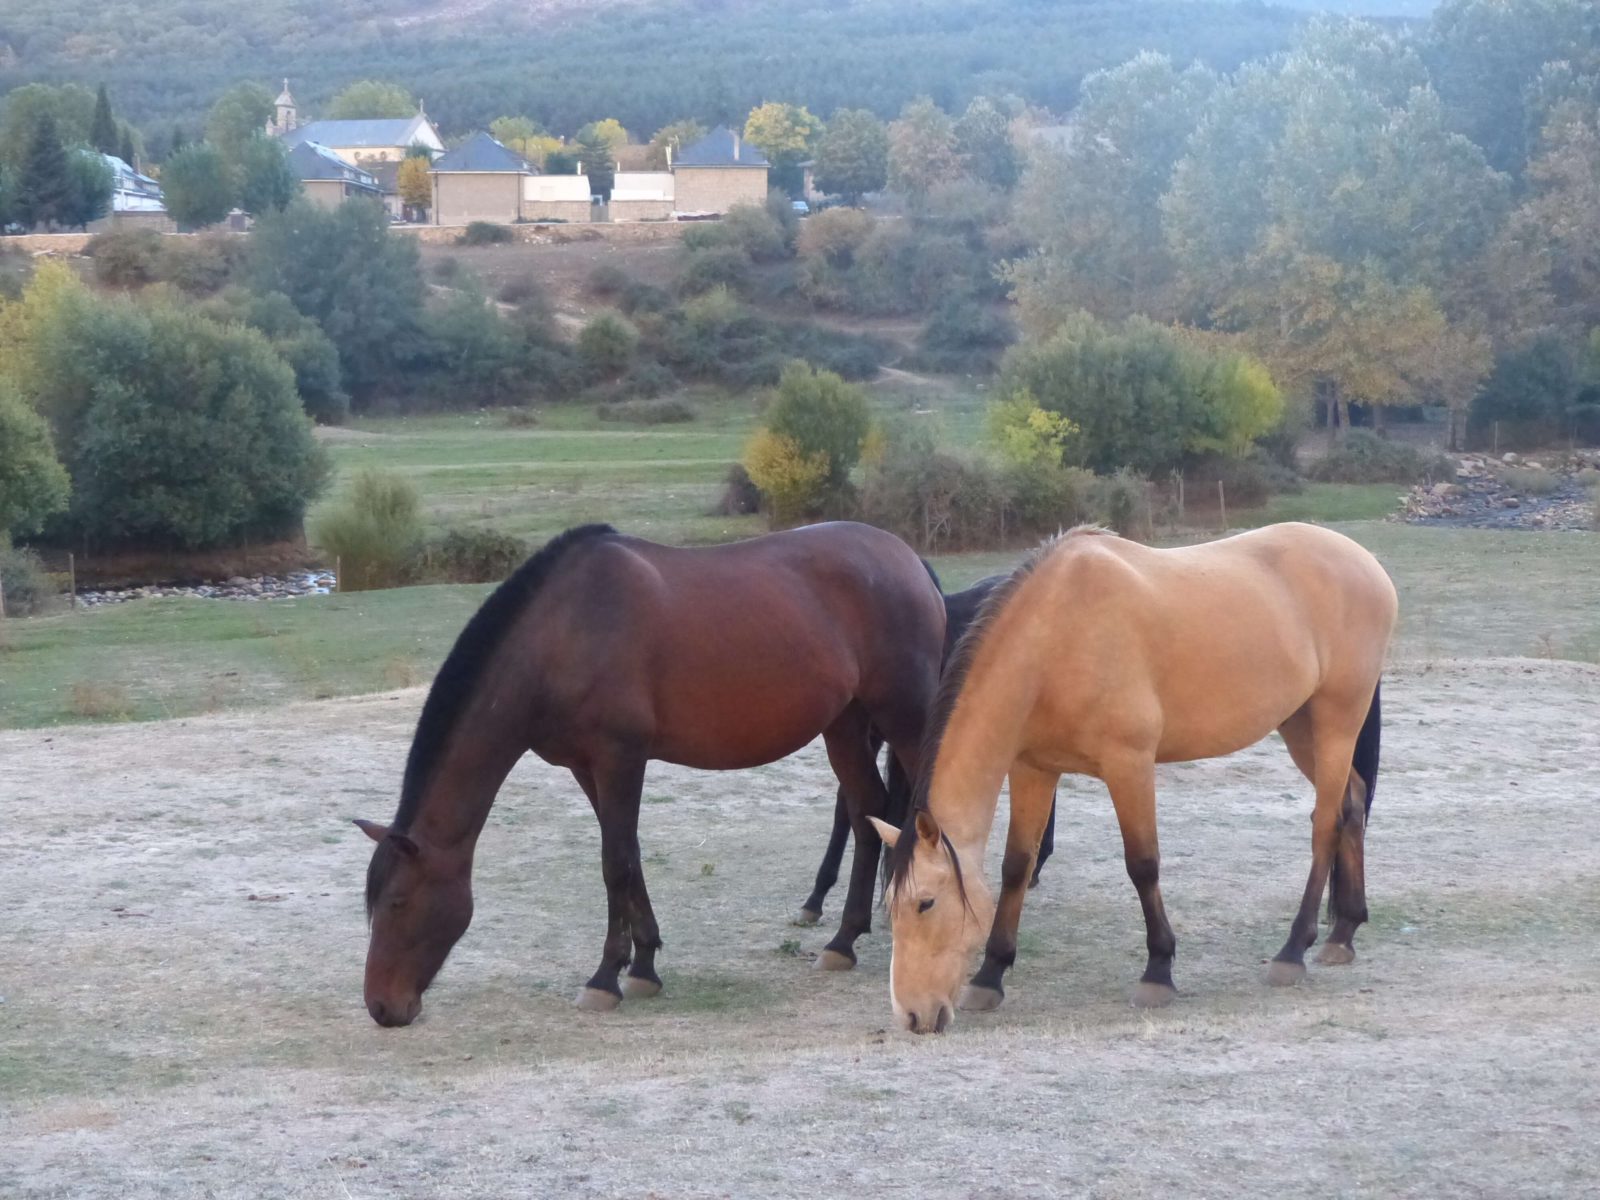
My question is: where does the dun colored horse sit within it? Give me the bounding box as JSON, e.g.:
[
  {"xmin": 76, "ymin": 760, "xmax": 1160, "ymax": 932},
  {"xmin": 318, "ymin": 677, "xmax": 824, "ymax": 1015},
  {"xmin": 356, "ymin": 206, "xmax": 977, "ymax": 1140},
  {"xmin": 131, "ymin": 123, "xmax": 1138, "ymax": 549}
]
[
  {"xmin": 797, "ymin": 575, "xmax": 1058, "ymax": 925},
  {"xmin": 357, "ymin": 522, "xmax": 944, "ymax": 1027},
  {"xmin": 873, "ymin": 523, "xmax": 1396, "ymax": 1034}
]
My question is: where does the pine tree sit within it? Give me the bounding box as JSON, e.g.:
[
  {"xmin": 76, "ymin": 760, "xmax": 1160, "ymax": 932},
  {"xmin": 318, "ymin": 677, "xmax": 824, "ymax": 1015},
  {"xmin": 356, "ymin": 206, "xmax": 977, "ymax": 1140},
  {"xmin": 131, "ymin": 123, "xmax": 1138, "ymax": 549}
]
[
  {"xmin": 118, "ymin": 128, "xmax": 136, "ymax": 169},
  {"xmin": 90, "ymin": 84, "xmax": 118, "ymax": 156},
  {"xmin": 13, "ymin": 112, "xmax": 72, "ymax": 230},
  {"xmin": 578, "ymin": 133, "xmax": 614, "ymax": 201}
]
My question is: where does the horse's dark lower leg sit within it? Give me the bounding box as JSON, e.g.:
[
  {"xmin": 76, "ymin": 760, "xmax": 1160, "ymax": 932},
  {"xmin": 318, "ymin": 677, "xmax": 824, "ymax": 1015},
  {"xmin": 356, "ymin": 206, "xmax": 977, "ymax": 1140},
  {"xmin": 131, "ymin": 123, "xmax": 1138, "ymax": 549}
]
[
  {"xmin": 798, "ymin": 789, "xmax": 850, "ymax": 925},
  {"xmin": 1317, "ymin": 781, "xmax": 1368, "ymax": 966},
  {"xmin": 816, "ymin": 711, "xmax": 890, "ymax": 970},
  {"xmin": 1105, "ymin": 760, "xmax": 1177, "ymax": 1007},
  {"xmin": 1030, "ymin": 798, "xmax": 1058, "ymax": 888},
  {"xmin": 576, "ymin": 752, "xmax": 649, "ymax": 1011},
  {"xmin": 1269, "ymin": 740, "xmax": 1354, "ymax": 986},
  {"xmin": 963, "ymin": 764, "xmax": 1056, "ymax": 1011}
]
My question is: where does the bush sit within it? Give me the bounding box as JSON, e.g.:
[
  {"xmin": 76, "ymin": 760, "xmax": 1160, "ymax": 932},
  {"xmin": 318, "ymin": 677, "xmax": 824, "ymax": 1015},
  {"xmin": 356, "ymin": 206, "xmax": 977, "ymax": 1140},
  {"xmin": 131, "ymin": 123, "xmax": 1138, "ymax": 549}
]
[
  {"xmin": 1501, "ymin": 466, "xmax": 1561, "ymax": 495},
  {"xmin": 578, "ymin": 312, "xmax": 638, "ymax": 376},
  {"xmin": 0, "ymin": 544, "xmax": 57, "ymax": 617},
  {"xmin": 859, "ymin": 426, "xmax": 1009, "ymax": 551},
  {"xmin": 1183, "ymin": 453, "xmax": 1301, "ymax": 509},
  {"xmin": 743, "ymin": 428, "xmax": 831, "ymax": 523},
  {"xmin": 716, "ymin": 463, "xmax": 762, "ymax": 515},
  {"xmin": 1305, "ymin": 430, "xmax": 1452, "ymax": 485},
  {"xmin": 912, "ymin": 293, "xmax": 1017, "ymax": 373},
  {"xmin": 596, "ymin": 397, "xmax": 696, "ymax": 424},
  {"xmin": 312, "ymin": 469, "xmax": 424, "ymax": 591},
  {"xmin": 158, "ymin": 235, "xmax": 243, "ymax": 295},
  {"xmin": 1468, "ymin": 334, "xmax": 1588, "ymax": 450},
  {"xmin": 618, "ymin": 280, "xmax": 673, "ymax": 316},
  {"xmin": 614, "ymin": 360, "xmax": 676, "ymax": 399},
  {"xmin": 0, "ymin": 381, "xmax": 71, "ymax": 539},
  {"xmin": 204, "ymin": 289, "xmax": 350, "ymax": 424},
  {"xmin": 797, "ymin": 207, "xmax": 874, "ymax": 267},
  {"xmin": 432, "ymin": 256, "xmax": 463, "ymax": 282},
  {"xmin": 496, "ymin": 272, "xmax": 548, "ymax": 314},
  {"xmin": 587, "ymin": 263, "xmax": 630, "ymax": 297},
  {"xmin": 20, "ymin": 285, "xmax": 328, "ymax": 549},
  {"xmin": 763, "ymin": 361, "xmax": 871, "ymax": 490},
  {"xmin": 458, "ymin": 221, "xmax": 514, "ymax": 246},
  {"xmin": 678, "ymin": 246, "xmax": 751, "ymax": 296},
  {"xmin": 1086, "ymin": 469, "xmax": 1150, "ymax": 538},
  {"xmin": 416, "ymin": 527, "xmax": 526, "ymax": 583},
  {"xmin": 88, "ymin": 228, "xmax": 164, "ymax": 288}
]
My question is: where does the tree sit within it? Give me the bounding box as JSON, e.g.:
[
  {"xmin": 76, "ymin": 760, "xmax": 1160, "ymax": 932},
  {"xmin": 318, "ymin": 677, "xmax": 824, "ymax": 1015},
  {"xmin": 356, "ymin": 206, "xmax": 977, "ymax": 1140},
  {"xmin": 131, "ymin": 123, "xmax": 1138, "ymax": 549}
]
[
  {"xmin": 397, "ymin": 155, "xmax": 432, "ymax": 215},
  {"xmin": 0, "ymin": 381, "xmax": 70, "ymax": 541},
  {"xmin": 203, "ymin": 288, "xmax": 350, "ymax": 424},
  {"xmin": 117, "ymin": 127, "xmax": 136, "ymax": 168},
  {"xmin": 237, "ymin": 135, "xmax": 299, "ymax": 214},
  {"xmin": 647, "ymin": 119, "xmax": 706, "ymax": 169},
  {"xmin": 887, "ymin": 97, "xmax": 959, "ymax": 203},
  {"xmin": 763, "ymin": 360, "xmax": 870, "ymax": 490},
  {"xmin": 246, "ymin": 199, "xmax": 426, "ymax": 400},
  {"xmin": 578, "ymin": 133, "xmax": 614, "ymax": 200},
  {"xmin": 162, "ymin": 143, "xmax": 234, "ymax": 228},
  {"xmin": 577, "ymin": 312, "xmax": 638, "ymax": 375},
  {"xmin": 953, "ymin": 96, "xmax": 1019, "ymax": 189},
  {"xmin": 328, "ymin": 81, "xmax": 416, "ymax": 120},
  {"xmin": 578, "ymin": 118, "xmax": 630, "ymax": 154},
  {"xmin": 0, "ymin": 83, "xmax": 95, "ymax": 172},
  {"xmin": 60, "ymin": 149, "xmax": 114, "ymax": 230},
  {"xmin": 90, "ymin": 85, "xmax": 118, "ymax": 156},
  {"xmin": 10, "ymin": 112, "xmax": 72, "ymax": 231},
  {"xmin": 811, "ymin": 109, "xmax": 888, "ymax": 204},
  {"xmin": 744, "ymin": 102, "xmax": 821, "ymax": 195},
  {"xmin": 205, "ymin": 83, "xmax": 274, "ymax": 163}
]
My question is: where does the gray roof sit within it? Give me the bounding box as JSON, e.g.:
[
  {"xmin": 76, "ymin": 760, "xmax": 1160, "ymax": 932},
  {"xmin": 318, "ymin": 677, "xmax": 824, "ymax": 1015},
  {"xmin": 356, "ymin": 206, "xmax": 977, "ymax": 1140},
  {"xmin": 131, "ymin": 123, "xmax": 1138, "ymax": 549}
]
[
  {"xmin": 287, "ymin": 141, "xmax": 380, "ymax": 190},
  {"xmin": 431, "ymin": 131, "xmax": 534, "ymax": 174},
  {"xmin": 674, "ymin": 126, "xmax": 769, "ymax": 169},
  {"xmin": 284, "ymin": 117, "xmax": 425, "ymax": 150}
]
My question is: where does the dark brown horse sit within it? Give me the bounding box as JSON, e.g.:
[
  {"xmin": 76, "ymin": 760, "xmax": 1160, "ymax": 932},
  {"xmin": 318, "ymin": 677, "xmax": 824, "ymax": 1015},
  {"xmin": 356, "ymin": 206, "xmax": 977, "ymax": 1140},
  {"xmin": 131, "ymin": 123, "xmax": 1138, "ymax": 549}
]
[
  {"xmin": 796, "ymin": 575, "xmax": 1058, "ymax": 925},
  {"xmin": 355, "ymin": 521, "xmax": 945, "ymax": 1026}
]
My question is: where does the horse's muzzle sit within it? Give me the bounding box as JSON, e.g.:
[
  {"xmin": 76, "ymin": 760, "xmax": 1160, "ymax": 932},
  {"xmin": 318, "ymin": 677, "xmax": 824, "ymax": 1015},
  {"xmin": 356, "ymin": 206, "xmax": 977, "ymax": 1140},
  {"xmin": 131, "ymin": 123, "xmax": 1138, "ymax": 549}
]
[
  {"xmin": 367, "ymin": 995, "xmax": 421, "ymax": 1027},
  {"xmin": 903, "ymin": 1004, "xmax": 952, "ymax": 1035}
]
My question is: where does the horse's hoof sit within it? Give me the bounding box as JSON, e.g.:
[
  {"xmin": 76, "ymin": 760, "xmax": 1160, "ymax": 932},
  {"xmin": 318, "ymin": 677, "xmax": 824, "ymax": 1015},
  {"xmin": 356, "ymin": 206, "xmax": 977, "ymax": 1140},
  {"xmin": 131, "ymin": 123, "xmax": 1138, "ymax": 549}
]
[
  {"xmin": 792, "ymin": 908, "xmax": 822, "ymax": 927},
  {"xmin": 1315, "ymin": 942, "xmax": 1355, "ymax": 966},
  {"xmin": 958, "ymin": 984, "xmax": 1004, "ymax": 1012},
  {"xmin": 1265, "ymin": 960, "xmax": 1307, "ymax": 988},
  {"xmin": 1131, "ymin": 981, "xmax": 1177, "ymax": 1009},
  {"xmin": 622, "ymin": 975, "xmax": 662, "ymax": 999},
  {"xmin": 575, "ymin": 986, "xmax": 622, "ymax": 1012},
  {"xmin": 814, "ymin": 949, "xmax": 856, "ymax": 972}
]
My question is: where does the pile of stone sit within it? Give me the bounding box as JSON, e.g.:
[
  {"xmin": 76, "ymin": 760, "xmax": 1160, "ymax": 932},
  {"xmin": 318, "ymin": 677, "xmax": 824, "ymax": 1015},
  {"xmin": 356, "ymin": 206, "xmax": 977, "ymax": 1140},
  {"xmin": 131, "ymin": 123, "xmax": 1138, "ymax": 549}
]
[
  {"xmin": 1397, "ymin": 451, "xmax": 1600, "ymax": 531},
  {"xmin": 77, "ymin": 570, "xmax": 337, "ymax": 607}
]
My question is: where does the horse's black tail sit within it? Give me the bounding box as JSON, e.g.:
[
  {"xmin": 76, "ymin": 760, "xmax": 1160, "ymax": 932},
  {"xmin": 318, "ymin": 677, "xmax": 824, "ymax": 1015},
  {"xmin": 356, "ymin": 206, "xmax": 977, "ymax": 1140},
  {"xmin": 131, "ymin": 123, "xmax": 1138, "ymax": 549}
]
[
  {"xmin": 1352, "ymin": 679, "xmax": 1381, "ymax": 815},
  {"xmin": 1329, "ymin": 680, "xmax": 1381, "ymax": 920},
  {"xmin": 919, "ymin": 557, "xmax": 943, "ymax": 593}
]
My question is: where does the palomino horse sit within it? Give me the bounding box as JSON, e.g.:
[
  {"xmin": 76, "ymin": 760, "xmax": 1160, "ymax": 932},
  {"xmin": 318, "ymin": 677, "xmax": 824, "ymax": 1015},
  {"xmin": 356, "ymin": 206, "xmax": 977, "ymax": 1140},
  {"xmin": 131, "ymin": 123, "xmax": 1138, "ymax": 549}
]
[
  {"xmin": 872, "ymin": 523, "xmax": 1396, "ymax": 1034},
  {"xmin": 797, "ymin": 575, "xmax": 1058, "ymax": 925},
  {"xmin": 356, "ymin": 521, "xmax": 944, "ymax": 1027}
]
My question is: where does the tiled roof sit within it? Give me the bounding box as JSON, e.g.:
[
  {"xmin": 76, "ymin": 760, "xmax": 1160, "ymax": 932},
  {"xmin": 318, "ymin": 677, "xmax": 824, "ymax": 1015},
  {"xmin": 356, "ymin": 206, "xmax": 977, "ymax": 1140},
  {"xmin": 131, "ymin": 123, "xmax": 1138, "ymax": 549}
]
[
  {"xmin": 287, "ymin": 141, "xmax": 380, "ymax": 189},
  {"xmin": 284, "ymin": 117, "xmax": 425, "ymax": 151},
  {"xmin": 430, "ymin": 131, "xmax": 534, "ymax": 174},
  {"xmin": 673, "ymin": 126, "xmax": 769, "ymax": 169}
]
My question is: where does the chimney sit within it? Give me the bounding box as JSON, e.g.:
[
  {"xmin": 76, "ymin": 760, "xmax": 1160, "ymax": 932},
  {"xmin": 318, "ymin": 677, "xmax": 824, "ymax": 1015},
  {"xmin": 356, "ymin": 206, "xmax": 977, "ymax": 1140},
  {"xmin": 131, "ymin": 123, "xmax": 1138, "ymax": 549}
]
[
  {"xmin": 732, "ymin": 129, "xmax": 741, "ymax": 160},
  {"xmin": 666, "ymin": 141, "xmax": 673, "ymax": 169}
]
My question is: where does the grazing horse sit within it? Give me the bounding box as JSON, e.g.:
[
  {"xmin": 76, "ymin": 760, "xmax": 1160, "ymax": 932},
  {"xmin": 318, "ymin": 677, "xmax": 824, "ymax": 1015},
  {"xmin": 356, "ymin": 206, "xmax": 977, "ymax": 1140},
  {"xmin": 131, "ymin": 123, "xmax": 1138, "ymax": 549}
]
[
  {"xmin": 356, "ymin": 521, "xmax": 945, "ymax": 1027},
  {"xmin": 796, "ymin": 575, "xmax": 1058, "ymax": 925},
  {"xmin": 872, "ymin": 523, "xmax": 1396, "ymax": 1034}
]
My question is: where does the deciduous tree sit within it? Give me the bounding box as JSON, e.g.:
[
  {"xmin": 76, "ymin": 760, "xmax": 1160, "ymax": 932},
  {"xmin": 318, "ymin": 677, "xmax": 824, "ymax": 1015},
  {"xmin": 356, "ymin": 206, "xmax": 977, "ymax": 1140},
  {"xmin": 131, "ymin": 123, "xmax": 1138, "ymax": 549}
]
[
  {"xmin": 162, "ymin": 143, "xmax": 234, "ymax": 228},
  {"xmin": 328, "ymin": 81, "xmax": 416, "ymax": 120},
  {"xmin": 811, "ymin": 109, "xmax": 887, "ymax": 204},
  {"xmin": 887, "ymin": 96, "xmax": 959, "ymax": 203}
]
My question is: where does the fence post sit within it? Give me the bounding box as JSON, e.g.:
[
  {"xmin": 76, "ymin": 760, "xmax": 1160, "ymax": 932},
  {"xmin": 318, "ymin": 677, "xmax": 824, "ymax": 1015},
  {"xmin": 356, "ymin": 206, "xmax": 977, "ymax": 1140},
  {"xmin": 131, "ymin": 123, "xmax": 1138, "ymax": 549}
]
[
  {"xmin": 1218, "ymin": 480, "xmax": 1228, "ymax": 532},
  {"xmin": 69, "ymin": 552, "xmax": 77, "ymax": 609},
  {"xmin": 0, "ymin": 575, "xmax": 6, "ymax": 620},
  {"xmin": 1176, "ymin": 472, "xmax": 1185, "ymax": 526},
  {"xmin": 335, "ymin": 555, "xmax": 342, "ymax": 594}
]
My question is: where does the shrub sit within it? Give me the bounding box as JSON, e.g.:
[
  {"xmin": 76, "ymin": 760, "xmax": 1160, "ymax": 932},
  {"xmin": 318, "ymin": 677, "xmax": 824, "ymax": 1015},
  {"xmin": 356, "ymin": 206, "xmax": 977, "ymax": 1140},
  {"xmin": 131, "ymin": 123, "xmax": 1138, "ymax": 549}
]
[
  {"xmin": 615, "ymin": 360, "xmax": 677, "ymax": 399},
  {"xmin": 678, "ymin": 246, "xmax": 750, "ymax": 296},
  {"xmin": 158, "ymin": 235, "xmax": 243, "ymax": 295},
  {"xmin": 797, "ymin": 207, "xmax": 874, "ymax": 267},
  {"xmin": 0, "ymin": 381, "xmax": 70, "ymax": 539},
  {"xmin": 0, "ymin": 544, "xmax": 57, "ymax": 617},
  {"xmin": 764, "ymin": 361, "xmax": 871, "ymax": 490},
  {"xmin": 1500, "ymin": 466, "xmax": 1561, "ymax": 495},
  {"xmin": 587, "ymin": 262, "xmax": 631, "ymax": 297},
  {"xmin": 416, "ymin": 527, "xmax": 526, "ymax": 583},
  {"xmin": 312, "ymin": 469, "xmax": 424, "ymax": 591},
  {"xmin": 432, "ymin": 256, "xmax": 463, "ymax": 282},
  {"xmin": 1305, "ymin": 430, "xmax": 1452, "ymax": 485},
  {"xmin": 859, "ymin": 426, "xmax": 1008, "ymax": 551},
  {"xmin": 578, "ymin": 312, "xmax": 638, "ymax": 376},
  {"xmin": 718, "ymin": 203, "xmax": 790, "ymax": 263},
  {"xmin": 204, "ymin": 289, "xmax": 349, "ymax": 424},
  {"xmin": 458, "ymin": 221, "xmax": 514, "ymax": 246},
  {"xmin": 596, "ymin": 397, "xmax": 696, "ymax": 424},
  {"xmin": 913, "ymin": 294, "xmax": 1017, "ymax": 373},
  {"xmin": 88, "ymin": 228, "xmax": 164, "ymax": 288},
  {"xmin": 1183, "ymin": 453, "xmax": 1301, "ymax": 509},
  {"xmin": 716, "ymin": 463, "xmax": 762, "ymax": 515},
  {"xmin": 500, "ymin": 407, "xmax": 540, "ymax": 428},
  {"xmin": 743, "ymin": 428, "xmax": 830, "ymax": 523},
  {"xmin": 1086, "ymin": 469, "xmax": 1150, "ymax": 538},
  {"xmin": 497, "ymin": 272, "xmax": 548, "ymax": 313},
  {"xmin": 618, "ymin": 280, "xmax": 673, "ymax": 316}
]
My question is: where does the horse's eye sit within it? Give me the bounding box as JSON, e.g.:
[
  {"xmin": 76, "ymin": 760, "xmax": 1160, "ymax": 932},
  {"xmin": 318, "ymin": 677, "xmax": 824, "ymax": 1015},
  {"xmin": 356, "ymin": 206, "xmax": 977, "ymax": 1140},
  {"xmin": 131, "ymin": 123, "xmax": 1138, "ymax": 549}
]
[
  {"xmin": 917, "ymin": 898, "xmax": 935, "ymax": 914},
  {"xmin": 388, "ymin": 896, "xmax": 407, "ymax": 912}
]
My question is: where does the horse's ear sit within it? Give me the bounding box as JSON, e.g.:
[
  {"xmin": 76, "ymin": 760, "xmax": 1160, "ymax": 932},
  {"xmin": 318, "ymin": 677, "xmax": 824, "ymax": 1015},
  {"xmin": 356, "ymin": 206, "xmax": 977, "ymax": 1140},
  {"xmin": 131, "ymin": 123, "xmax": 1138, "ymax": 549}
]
[
  {"xmin": 389, "ymin": 832, "xmax": 419, "ymax": 858},
  {"xmin": 914, "ymin": 809, "xmax": 942, "ymax": 848},
  {"xmin": 868, "ymin": 816, "xmax": 900, "ymax": 848},
  {"xmin": 354, "ymin": 819, "xmax": 388, "ymax": 844}
]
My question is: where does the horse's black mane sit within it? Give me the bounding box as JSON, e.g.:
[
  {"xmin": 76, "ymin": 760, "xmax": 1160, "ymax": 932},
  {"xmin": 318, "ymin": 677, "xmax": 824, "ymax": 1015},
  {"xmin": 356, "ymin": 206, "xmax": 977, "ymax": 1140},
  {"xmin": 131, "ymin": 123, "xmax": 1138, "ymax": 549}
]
[
  {"xmin": 367, "ymin": 523, "xmax": 617, "ymax": 917},
  {"xmin": 886, "ymin": 529, "xmax": 1107, "ymax": 900}
]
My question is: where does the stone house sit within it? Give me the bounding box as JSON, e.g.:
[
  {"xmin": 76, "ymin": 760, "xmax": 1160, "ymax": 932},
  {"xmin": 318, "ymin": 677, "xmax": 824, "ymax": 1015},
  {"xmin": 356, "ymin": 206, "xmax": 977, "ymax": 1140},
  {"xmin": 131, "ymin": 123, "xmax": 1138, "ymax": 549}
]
[
  {"xmin": 429, "ymin": 132, "xmax": 536, "ymax": 225},
  {"xmin": 671, "ymin": 126, "xmax": 769, "ymax": 215},
  {"xmin": 287, "ymin": 141, "xmax": 383, "ymax": 209}
]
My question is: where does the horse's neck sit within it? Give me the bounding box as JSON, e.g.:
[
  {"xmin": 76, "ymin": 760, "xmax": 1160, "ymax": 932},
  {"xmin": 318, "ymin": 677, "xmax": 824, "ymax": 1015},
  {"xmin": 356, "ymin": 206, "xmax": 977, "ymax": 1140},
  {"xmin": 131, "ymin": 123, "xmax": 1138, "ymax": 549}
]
[
  {"xmin": 928, "ymin": 667, "xmax": 1033, "ymax": 863},
  {"xmin": 408, "ymin": 702, "xmax": 529, "ymax": 852}
]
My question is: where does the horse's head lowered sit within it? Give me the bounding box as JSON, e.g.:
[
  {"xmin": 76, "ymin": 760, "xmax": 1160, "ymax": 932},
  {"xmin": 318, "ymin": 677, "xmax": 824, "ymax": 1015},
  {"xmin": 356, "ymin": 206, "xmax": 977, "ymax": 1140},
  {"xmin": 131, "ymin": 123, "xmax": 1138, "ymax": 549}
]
[
  {"xmin": 356, "ymin": 819, "xmax": 474, "ymax": 1027},
  {"xmin": 871, "ymin": 811, "xmax": 994, "ymax": 1035}
]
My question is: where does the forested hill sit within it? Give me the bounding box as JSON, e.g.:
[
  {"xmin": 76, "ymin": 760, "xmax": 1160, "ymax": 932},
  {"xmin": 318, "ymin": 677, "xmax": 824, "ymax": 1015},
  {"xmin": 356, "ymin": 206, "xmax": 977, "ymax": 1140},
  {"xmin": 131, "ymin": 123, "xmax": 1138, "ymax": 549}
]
[{"xmin": 0, "ymin": 0, "xmax": 1386, "ymax": 136}]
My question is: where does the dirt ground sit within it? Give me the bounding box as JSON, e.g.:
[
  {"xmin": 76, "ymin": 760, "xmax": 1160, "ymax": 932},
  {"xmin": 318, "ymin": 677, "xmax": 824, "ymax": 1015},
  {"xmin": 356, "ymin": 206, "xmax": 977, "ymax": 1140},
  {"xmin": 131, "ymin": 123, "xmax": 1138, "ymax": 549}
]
[{"xmin": 3, "ymin": 658, "xmax": 1598, "ymax": 1198}]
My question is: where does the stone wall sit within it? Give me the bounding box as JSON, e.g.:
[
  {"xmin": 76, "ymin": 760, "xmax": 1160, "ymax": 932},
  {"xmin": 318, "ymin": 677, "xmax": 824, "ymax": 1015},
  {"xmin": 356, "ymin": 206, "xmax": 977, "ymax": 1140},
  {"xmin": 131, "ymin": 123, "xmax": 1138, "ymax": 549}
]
[
  {"xmin": 673, "ymin": 166, "xmax": 769, "ymax": 215},
  {"xmin": 392, "ymin": 222, "xmax": 688, "ymax": 245},
  {"xmin": 609, "ymin": 200, "xmax": 675, "ymax": 223},
  {"xmin": 432, "ymin": 173, "xmax": 523, "ymax": 225},
  {"xmin": 520, "ymin": 199, "xmax": 594, "ymax": 224}
]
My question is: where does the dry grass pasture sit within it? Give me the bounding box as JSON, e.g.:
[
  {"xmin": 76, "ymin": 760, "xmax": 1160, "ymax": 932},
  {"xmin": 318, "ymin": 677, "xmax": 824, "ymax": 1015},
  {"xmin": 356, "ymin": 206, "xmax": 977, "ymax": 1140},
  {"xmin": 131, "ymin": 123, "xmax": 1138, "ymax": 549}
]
[{"xmin": 3, "ymin": 653, "xmax": 1598, "ymax": 1197}]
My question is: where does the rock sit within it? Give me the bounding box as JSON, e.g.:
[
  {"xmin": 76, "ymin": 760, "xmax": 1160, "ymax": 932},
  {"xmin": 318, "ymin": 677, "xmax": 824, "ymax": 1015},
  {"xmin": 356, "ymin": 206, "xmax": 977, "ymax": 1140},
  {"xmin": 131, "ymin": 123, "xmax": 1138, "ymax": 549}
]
[{"xmin": 1502, "ymin": 452, "xmax": 1519, "ymax": 463}]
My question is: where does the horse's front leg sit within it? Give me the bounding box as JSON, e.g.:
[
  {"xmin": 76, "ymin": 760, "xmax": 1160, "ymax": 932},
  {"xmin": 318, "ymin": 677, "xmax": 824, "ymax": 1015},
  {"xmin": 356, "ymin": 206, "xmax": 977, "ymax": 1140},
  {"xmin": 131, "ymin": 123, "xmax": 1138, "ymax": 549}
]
[
  {"xmin": 961, "ymin": 763, "xmax": 1059, "ymax": 1012},
  {"xmin": 572, "ymin": 751, "xmax": 652, "ymax": 1011},
  {"xmin": 1104, "ymin": 755, "xmax": 1178, "ymax": 1008},
  {"xmin": 815, "ymin": 711, "xmax": 890, "ymax": 971}
]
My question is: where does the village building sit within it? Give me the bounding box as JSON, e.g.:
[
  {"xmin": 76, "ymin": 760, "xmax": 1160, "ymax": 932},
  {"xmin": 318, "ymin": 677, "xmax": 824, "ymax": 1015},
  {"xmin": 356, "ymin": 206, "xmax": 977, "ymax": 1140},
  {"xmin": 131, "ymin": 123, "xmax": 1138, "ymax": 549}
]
[
  {"xmin": 286, "ymin": 141, "xmax": 383, "ymax": 209},
  {"xmin": 670, "ymin": 126, "xmax": 769, "ymax": 216},
  {"xmin": 429, "ymin": 131, "xmax": 536, "ymax": 225},
  {"xmin": 523, "ymin": 173, "xmax": 593, "ymax": 222},
  {"xmin": 87, "ymin": 153, "xmax": 172, "ymax": 232},
  {"xmin": 609, "ymin": 171, "xmax": 675, "ymax": 222}
]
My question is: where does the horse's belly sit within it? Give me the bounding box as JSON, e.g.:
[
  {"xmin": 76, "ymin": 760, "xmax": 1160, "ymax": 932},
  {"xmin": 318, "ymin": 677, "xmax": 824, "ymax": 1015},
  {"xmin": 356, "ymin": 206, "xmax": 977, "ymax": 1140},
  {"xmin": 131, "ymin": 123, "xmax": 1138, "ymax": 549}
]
[{"xmin": 649, "ymin": 685, "xmax": 850, "ymax": 771}]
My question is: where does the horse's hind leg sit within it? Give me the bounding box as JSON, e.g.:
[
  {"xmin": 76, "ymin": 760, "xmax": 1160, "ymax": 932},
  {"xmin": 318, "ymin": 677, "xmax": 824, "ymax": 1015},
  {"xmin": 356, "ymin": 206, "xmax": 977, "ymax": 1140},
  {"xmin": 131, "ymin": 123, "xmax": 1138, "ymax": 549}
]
[
  {"xmin": 573, "ymin": 751, "xmax": 658, "ymax": 1011},
  {"xmin": 1318, "ymin": 780, "xmax": 1368, "ymax": 966},
  {"xmin": 961, "ymin": 762, "xmax": 1058, "ymax": 1013},
  {"xmin": 1030, "ymin": 796, "xmax": 1058, "ymax": 888},
  {"xmin": 1268, "ymin": 708, "xmax": 1362, "ymax": 987},
  {"xmin": 815, "ymin": 707, "xmax": 891, "ymax": 971},
  {"xmin": 797, "ymin": 788, "xmax": 850, "ymax": 926}
]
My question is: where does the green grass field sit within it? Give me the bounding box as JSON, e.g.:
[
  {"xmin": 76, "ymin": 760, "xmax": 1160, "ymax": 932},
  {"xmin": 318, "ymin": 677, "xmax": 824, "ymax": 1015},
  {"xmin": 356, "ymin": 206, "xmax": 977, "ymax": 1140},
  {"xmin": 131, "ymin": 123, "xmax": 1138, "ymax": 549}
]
[{"xmin": 5, "ymin": 522, "xmax": 1596, "ymax": 730}]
